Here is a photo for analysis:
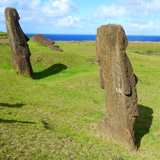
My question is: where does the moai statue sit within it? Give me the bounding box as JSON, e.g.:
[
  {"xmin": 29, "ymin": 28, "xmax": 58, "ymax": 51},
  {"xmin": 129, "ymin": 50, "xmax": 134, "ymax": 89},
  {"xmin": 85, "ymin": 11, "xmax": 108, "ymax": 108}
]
[
  {"xmin": 5, "ymin": 7, "xmax": 34, "ymax": 78},
  {"xmin": 96, "ymin": 24, "xmax": 139, "ymax": 149}
]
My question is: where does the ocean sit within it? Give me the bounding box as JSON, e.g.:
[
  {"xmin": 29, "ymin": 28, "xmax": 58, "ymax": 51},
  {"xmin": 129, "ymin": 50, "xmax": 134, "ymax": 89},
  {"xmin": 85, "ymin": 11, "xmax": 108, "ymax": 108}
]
[{"xmin": 26, "ymin": 33, "xmax": 160, "ymax": 42}]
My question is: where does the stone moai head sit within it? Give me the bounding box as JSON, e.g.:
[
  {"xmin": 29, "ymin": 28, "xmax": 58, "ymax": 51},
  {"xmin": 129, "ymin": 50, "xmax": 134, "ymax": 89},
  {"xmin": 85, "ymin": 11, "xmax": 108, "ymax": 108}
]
[
  {"xmin": 5, "ymin": 7, "xmax": 34, "ymax": 78},
  {"xmin": 96, "ymin": 24, "xmax": 139, "ymax": 150}
]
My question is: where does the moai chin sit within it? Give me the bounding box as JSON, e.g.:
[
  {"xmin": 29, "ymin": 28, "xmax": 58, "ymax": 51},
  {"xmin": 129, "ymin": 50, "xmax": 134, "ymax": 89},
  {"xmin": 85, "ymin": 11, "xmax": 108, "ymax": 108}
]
[
  {"xmin": 5, "ymin": 7, "xmax": 34, "ymax": 78},
  {"xmin": 96, "ymin": 24, "xmax": 139, "ymax": 149}
]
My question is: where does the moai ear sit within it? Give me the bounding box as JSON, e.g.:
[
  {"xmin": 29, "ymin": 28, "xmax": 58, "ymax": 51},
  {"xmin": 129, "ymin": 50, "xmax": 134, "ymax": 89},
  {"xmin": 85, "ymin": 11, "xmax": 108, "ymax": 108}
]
[{"xmin": 134, "ymin": 74, "xmax": 139, "ymax": 84}]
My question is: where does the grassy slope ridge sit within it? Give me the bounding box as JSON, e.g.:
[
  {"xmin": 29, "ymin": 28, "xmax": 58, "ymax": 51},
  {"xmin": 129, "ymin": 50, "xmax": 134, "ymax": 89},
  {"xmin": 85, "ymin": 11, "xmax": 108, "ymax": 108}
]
[{"xmin": 0, "ymin": 40, "xmax": 160, "ymax": 159}]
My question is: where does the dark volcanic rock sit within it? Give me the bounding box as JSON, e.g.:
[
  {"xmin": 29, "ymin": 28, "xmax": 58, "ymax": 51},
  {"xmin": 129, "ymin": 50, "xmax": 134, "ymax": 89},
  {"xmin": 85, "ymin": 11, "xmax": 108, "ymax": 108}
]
[
  {"xmin": 32, "ymin": 34, "xmax": 63, "ymax": 52},
  {"xmin": 96, "ymin": 24, "xmax": 139, "ymax": 149},
  {"xmin": 5, "ymin": 7, "xmax": 34, "ymax": 78}
]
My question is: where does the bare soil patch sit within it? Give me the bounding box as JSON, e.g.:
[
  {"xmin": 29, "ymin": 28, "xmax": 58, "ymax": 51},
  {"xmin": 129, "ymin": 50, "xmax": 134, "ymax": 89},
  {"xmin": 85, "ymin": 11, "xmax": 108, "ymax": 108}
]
[{"xmin": 0, "ymin": 39, "xmax": 9, "ymax": 44}]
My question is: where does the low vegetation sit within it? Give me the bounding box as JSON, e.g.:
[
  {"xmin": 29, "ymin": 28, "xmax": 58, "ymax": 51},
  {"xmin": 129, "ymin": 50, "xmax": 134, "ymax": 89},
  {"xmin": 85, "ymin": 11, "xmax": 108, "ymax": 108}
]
[
  {"xmin": 0, "ymin": 31, "xmax": 7, "ymax": 39},
  {"xmin": 0, "ymin": 39, "xmax": 160, "ymax": 159}
]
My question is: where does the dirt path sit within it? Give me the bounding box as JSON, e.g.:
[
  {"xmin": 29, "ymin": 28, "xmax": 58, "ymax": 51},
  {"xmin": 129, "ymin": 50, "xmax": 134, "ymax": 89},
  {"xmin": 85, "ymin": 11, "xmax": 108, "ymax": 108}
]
[{"xmin": 0, "ymin": 39, "xmax": 9, "ymax": 44}]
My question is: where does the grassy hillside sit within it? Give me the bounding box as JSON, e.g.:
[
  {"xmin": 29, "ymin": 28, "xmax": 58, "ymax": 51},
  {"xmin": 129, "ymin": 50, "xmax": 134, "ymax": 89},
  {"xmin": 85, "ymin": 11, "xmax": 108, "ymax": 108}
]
[
  {"xmin": 0, "ymin": 31, "xmax": 7, "ymax": 39},
  {"xmin": 0, "ymin": 40, "xmax": 160, "ymax": 159}
]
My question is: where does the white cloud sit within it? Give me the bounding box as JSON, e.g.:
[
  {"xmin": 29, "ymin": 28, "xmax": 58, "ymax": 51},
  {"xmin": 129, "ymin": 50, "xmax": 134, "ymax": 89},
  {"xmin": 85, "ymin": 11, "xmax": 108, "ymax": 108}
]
[
  {"xmin": 0, "ymin": 0, "xmax": 38, "ymax": 10},
  {"xmin": 0, "ymin": 0, "xmax": 17, "ymax": 6},
  {"xmin": 117, "ymin": 0, "xmax": 144, "ymax": 6},
  {"xmin": 1, "ymin": 0, "xmax": 160, "ymax": 34},
  {"xmin": 117, "ymin": 0, "xmax": 160, "ymax": 17},
  {"xmin": 57, "ymin": 16, "xmax": 79, "ymax": 27},
  {"xmin": 42, "ymin": 0, "xmax": 76, "ymax": 18},
  {"xmin": 93, "ymin": 0, "xmax": 160, "ymax": 20},
  {"xmin": 0, "ymin": 7, "xmax": 5, "ymax": 21},
  {"xmin": 91, "ymin": 0, "xmax": 160, "ymax": 35},
  {"xmin": 0, "ymin": 0, "xmax": 76, "ymax": 19},
  {"xmin": 145, "ymin": 0, "xmax": 160, "ymax": 11},
  {"xmin": 0, "ymin": 0, "xmax": 80, "ymax": 33},
  {"xmin": 93, "ymin": 4, "xmax": 126, "ymax": 19},
  {"xmin": 22, "ymin": 16, "xmax": 34, "ymax": 22},
  {"xmin": 30, "ymin": 0, "xmax": 41, "ymax": 7},
  {"xmin": 130, "ymin": 21, "xmax": 154, "ymax": 29}
]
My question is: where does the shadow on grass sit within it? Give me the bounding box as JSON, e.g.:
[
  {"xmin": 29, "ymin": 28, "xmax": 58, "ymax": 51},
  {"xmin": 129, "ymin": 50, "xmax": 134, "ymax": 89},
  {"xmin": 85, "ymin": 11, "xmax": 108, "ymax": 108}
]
[
  {"xmin": 34, "ymin": 63, "xmax": 67, "ymax": 79},
  {"xmin": 0, "ymin": 118, "xmax": 35, "ymax": 124},
  {"xmin": 41, "ymin": 120, "xmax": 54, "ymax": 130},
  {"xmin": 135, "ymin": 104, "xmax": 153, "ymax": 149},
  {"xmin": 0, "ymin": 103, "xmax": 25, "ymax": 108}
]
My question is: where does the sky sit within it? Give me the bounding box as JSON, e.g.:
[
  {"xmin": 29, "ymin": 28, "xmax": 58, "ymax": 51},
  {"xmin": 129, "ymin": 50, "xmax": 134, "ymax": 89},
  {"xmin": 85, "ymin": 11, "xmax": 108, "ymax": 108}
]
[{"xmin": 1, "ymin": 0, "xmax": 160, "ymax": 35}]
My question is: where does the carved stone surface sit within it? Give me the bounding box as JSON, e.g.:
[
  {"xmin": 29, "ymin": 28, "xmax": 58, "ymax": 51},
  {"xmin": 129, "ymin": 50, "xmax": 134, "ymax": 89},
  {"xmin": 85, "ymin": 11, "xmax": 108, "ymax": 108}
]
[
  {"xmin": 32, "ymin": 34, "xmax": 63, "ymax": 52},
  {"xmin": 96, "ymin": 24, "xmax": 139, "ymax": 149},
  {"xmin": 5, "ymin": 7, "xmax": 34, "ymax": 78}
]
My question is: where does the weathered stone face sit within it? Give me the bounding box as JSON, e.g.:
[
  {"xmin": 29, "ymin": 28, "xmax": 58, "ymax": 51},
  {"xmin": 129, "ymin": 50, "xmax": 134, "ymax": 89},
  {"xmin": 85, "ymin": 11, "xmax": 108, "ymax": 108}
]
[
  {"xmin": 5, "ymin": 7, "xmax": 34, "ymax": 78},
  {"xmin": 96, "ymin": 24, "xmax": 139, "ymax": 149}
]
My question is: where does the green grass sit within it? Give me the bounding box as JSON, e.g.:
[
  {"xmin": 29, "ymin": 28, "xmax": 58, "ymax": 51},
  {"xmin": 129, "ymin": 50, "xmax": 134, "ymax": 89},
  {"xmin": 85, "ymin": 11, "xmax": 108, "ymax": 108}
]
[
  {"xmin": 0, "ymin": 40, "xmax": 160, "ymax": 159},
  {"xmin": 0, "ymin": 31, "xmax": 7, "ymax": 39},
  {"xmin": 127, "ymin": 42, "xmax": 160, "ymax": 55}
]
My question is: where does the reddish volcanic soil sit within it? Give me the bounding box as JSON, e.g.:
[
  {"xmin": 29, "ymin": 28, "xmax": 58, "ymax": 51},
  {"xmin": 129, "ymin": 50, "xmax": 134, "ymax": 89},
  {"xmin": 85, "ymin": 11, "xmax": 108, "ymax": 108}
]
[{"xmin": 0, "ymin": 39, "xmax": 9, "ymax": 44}]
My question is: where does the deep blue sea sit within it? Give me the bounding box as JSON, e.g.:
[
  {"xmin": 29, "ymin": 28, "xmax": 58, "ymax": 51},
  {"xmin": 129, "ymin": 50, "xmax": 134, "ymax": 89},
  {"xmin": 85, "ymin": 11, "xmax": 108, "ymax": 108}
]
[{"xmin": 26, "ymin": 33, "xmax": 160, "ymax": 42}]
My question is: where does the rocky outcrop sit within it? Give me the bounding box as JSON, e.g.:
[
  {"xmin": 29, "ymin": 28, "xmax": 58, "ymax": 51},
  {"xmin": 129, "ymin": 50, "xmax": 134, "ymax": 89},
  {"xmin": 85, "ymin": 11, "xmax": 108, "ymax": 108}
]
[
  {"xmin": 5, "ymin": 7, "xmax": 34, "ymax": 78},
  {"xmin": 96, "ymin": 24, "xmax": 139, "ymax": 149},
  {"xmin": 32, "ymin": 34, "xmax": 63, "ymax": 52}
]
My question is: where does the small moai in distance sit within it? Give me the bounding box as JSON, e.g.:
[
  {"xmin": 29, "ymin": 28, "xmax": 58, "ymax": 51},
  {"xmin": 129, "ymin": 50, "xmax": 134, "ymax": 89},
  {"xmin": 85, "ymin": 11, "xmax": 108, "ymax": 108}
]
[
  {"xmin": 5, "ymin": 7, "xmax": 34, "ymax": 78},
  {"xmin": 32, "ymin": 34, "xmax": 63, "ymax": 52},
  {"xmin": 96, "ymin": 24, "xmax": 139, "ymax": 149}
]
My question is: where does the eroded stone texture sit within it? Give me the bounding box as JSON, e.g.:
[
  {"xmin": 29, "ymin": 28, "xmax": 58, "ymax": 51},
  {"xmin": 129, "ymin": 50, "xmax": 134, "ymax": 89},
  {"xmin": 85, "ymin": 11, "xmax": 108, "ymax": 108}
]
[
  {"xmin": 32, "ymin": 34, "xmax": 63, "ymax": 52},
  {"xmin": 5, "ymin": 7, "xmax": 34, "ymax": 78},
  {"xmin": 96, "ymin": 24, "xmax": 139, "ymax": 149}
]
